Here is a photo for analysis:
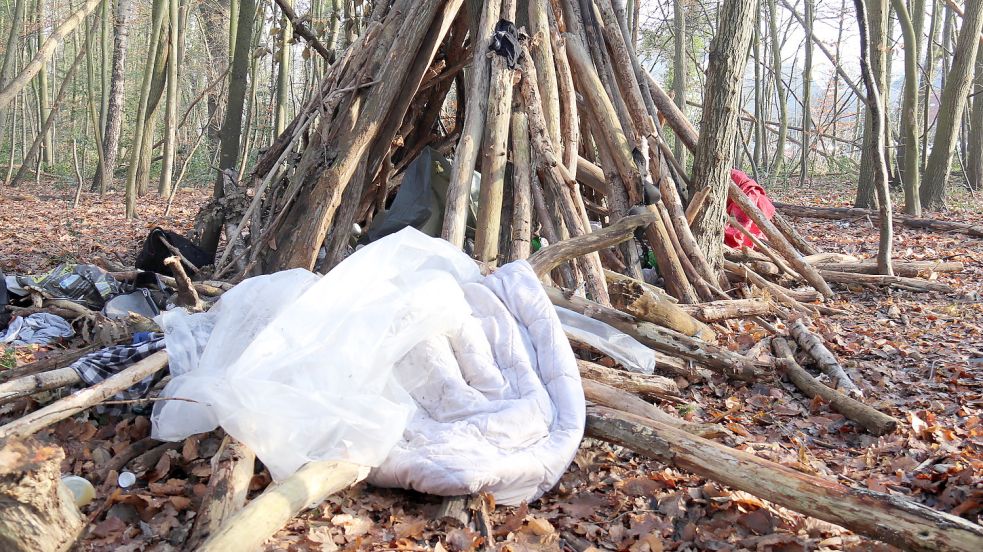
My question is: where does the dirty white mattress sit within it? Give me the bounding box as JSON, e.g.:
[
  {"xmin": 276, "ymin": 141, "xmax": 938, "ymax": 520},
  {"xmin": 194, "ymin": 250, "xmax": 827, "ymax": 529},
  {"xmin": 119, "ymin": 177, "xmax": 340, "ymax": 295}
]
[{"xmin": 151, "ymin": 228, "xmax": 584, "ymax": 505}]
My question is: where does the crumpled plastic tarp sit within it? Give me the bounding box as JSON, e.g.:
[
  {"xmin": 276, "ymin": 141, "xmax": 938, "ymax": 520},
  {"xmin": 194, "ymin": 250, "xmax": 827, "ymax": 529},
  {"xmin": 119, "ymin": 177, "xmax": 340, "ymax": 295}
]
[
  {"xmin": 555, "ymin": 306, "xmax": 657, "ymax": 374},
  {"xmin": 151, "ymin": 228, "xmax": 585, "ymax": 505},
  {"xmin": 725, "ymin": 169, "xmax": 775, "ymax": 249},
  {"xmin": 0, "ymin": 313, "xmax": 74, "ymax": 346}
]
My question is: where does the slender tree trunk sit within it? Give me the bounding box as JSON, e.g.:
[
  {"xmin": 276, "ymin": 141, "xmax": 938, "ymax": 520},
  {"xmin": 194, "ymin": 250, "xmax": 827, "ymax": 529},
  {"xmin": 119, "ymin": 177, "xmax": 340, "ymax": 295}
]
[
  {"xmin": 800, "ymin": 0, "xmax": 813, "ymax": 186},
  {"xmin": 855, "ymin": 0, "xmax": 889, "ymax": 208},
  {"xmin": 274, "ymin": 0, "xmax": 292, "ymax": 137},
  {"xmin": 35, "ymin": 0, "xmax": 53, "ymax": 167},
  {"xmin": 893, "ymin": 0, "xmax": 921, "ymax": 214},
  {"xmin": 968, "ymin": 55, "xmax": 983, "ymax": 190},
  {"xmin": 673, "ymin": 0, "xmax": 687, "ymax": 168},
  {"xmin": 158, "ymin": 0, "xmax": 180, "ymax": 196},
  {"xmin": 201, "ymin": 0, "xmax": 256, "ymax": 255},
  {"xmin": 124, "ymin": 0, "xmax": 166, "ymax": 218},
  {"xmin": 920, "ymin": 0, "xmax": 983, "ymax": 207},
  {"xmin": 0, "ymin": 0, "xmax": 26, "ymax": 140},
  {"xmin": 853, "ymin": 0, "xmax": 894, "ymax": 275},
  {"xmin": 921, "ymin": 0, "xmax": 941, "ymax": 172},
  {"xmin": 93, "ymin": 0, "xmax": 128, "ymax": 194},
  {"xmin": 689, "ymin": 0, "xmax": 756, "ymax": 269},
  {"xmin": 768, "ymin": 0, "xmax": 788, "ymax": 178}
]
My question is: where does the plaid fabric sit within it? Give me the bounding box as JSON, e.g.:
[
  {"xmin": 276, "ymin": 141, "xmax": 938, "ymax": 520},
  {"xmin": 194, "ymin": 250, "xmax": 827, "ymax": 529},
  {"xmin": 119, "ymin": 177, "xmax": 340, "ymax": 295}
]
[{"xmin": 70, "ymin": 333, "xmax": 166, "ymax": 414}]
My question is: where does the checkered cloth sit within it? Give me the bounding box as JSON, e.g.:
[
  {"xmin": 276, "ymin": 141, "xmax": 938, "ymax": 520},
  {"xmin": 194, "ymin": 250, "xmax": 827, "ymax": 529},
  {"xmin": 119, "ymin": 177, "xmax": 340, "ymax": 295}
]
[{"xmin": 70, "ymin": 333, "xmax": 166, "ymax": 414}]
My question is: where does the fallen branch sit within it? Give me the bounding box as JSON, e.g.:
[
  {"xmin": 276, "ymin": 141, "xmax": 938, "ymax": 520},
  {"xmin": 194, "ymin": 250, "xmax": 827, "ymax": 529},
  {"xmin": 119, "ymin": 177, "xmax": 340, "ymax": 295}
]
[
  {"xmin": 772, "ymin": 338, "xmax": 897, "ymax": 435},
  {"xmin": 164, "ymin": 256, "xmax": 204, "ymax": 311},
  {"xmin": 586, "ymin": 405, "xmax": 982, "ymax": 552},
  {"xmin": 789, "ymin": 320, "xmax": 862, "ymax": 397},
  {"xmin": 582, "ymin": 379, "xmax": 724, "ymax": 439},
  {"xmin": 819, "ymin": 270, "xmax": 954, "ymax": 293},
  {"xmin": 0, "ymin": 351, "xmax": 169, "ymax": 440},
  {"xmin": 186, "ymin": 436, "xmax": 256, "ymax": 550},
  {"xmin": 679, "ymin": 299, "xmax": 778, "ymax": 323},
  {"xmin": 578, "ymin": 359, "xmax": 679, "ymax": 400},
  {"xmin": 0, "ymin": 367, "xmax": 81, "ymax": 406},
  {"xmin": 198, "ymin": 461, "xmax": 365, "ymax": 552},
  {"xmin": 815, "ymin": 261, "xmax": 963, "ymax": 278},
  {"xmin": 606, "ymin": 274, "xmax": 715, "ymax": 341},
  {"xmin": 774, "ymin": 202, "xmax": 983, "ymax": 239}
]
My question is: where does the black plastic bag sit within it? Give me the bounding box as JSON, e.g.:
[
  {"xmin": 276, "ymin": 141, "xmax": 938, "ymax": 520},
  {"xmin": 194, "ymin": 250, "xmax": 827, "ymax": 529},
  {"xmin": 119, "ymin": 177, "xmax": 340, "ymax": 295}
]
[{"xmin": 135, "ymin": 228, "xmax": 213, "ymax": 276}]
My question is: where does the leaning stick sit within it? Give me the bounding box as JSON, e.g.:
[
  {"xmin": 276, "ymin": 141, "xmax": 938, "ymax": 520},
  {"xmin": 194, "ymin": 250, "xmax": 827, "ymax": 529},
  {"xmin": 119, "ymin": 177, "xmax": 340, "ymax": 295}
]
[
  {"xmin": 772, "ymin": 338, "xmax": 897, "ymax": 435},
  {"xmin": 789, "ymin": 320, "xmax": 862, "ymax": 397},
  {"xmin": 198, "ymin": 461, "xmax": 365, "ymax": 552},
  {"xmin": 0, "ymin": 368, "xmax": 81, "ymax": 406},
  {"xmin": 527, "ymin": 213, "xmax": 656, "ymax": 277},
  {"xmin": 587, "ymin": 405, "xmax": 982, "ymax": 552},
  {"xmin": 727, "ymin": 215, "xmax": 798, "ymax": 279},
  {"xmin": 0, "ymin": 351, "xmax": 169, "ymax": 440},
  {"xmin": 185, "ymin": 436, "xmax": 256, "ymax": 550},
  {"xmin": 582, "ymin": 379, "xmax": 725, "ymax": 439},
  {"xmin": 164, "ymin": 256, "xmax": 204, "ymax": 312}
]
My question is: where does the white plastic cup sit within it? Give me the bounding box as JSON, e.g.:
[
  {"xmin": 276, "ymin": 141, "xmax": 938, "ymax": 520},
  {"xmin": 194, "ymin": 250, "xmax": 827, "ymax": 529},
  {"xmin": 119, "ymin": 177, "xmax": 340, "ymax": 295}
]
[{"xmin": 61, "ymin": 475, "xmax": 95, "ymax": 507}]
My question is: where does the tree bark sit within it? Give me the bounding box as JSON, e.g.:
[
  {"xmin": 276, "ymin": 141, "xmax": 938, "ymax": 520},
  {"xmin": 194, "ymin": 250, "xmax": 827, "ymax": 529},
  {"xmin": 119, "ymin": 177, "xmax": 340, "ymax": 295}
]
[
  {"xmin": 854, "ymin": 0, "xmax": 889, "ymax": 209},
  {"xmin": 0, "ymin": 438, "xmax": 85, "ymax": 552},
  {"xmin": 968, "ymin": 55, "xmax": 983, "ymax": 190},
  {"xmin": 92, "ymin": 0, "xmax": 129, "ymax": 194},
  {"xmin": 688, "ymin": 0, "xmax": 755, "ymax": 270},
  {"xmin": 185, "ymin": 436, "xmax": 256, "ymax": 550},
  {"xmin": 894, "ymin": 0, "xmax": 922, "ymax": 214}
]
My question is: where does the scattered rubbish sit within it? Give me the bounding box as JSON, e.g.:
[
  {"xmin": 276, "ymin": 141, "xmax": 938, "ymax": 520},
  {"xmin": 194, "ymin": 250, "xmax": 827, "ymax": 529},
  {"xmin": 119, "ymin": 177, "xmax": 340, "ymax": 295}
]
[
  {"xmin": 69, "ymin": 334, "xmax": 166, "ymax": 413},
  {"xmin": 117, "ymin": 471, "xmax": 136, "ymax": 489},
  {"xmin": 556, "ymin": 306, "xmax": 657, "ymax": 374},
  {"xmin": 102, "ymin": 289, "xmax": 160, "ymax": 320},
  {"xmin": 0, "ymin": 313, "xmax": 74, "ymax": 346},
  {"xmin": 135, "ymin": 227, "xmax": 213, "ymax": 276},
  {"xmin": 17, "ymin": 263, "xmax": 122, "ymax": 310},
  {"xmin": 725, "ymin": 169, "xmax": 775, "ymax": 248},
  {"xmin": 152, "ymin": 228, "xmax": 584, "ymax": 505},
  {"xmin": 61, "ymin": 475, "xmax": 95, "ymax": 507},
  {"xmin": 0, "ymin": 269, "xmax": 9, "ymax": 331}
]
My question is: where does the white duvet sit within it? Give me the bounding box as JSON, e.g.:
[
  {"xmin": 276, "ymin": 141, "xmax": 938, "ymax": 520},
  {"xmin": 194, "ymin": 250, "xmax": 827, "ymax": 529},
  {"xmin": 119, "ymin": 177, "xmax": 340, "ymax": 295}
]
[{"xmin": 151, "ymin": 228, "xmax": 585, "ymax": 505}]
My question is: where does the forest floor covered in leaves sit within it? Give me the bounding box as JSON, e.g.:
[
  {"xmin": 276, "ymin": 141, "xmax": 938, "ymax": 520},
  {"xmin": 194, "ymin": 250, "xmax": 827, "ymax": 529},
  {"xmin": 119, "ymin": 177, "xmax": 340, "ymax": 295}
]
[{"xmin": 0, "ymin": 178, "xmax": 981, "ymax": 551}]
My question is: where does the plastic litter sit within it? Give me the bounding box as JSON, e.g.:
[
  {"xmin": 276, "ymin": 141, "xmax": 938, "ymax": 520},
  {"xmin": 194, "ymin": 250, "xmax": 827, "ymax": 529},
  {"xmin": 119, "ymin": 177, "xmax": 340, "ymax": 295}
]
[
  {"xmin": 555, "ymin": 306, "xmax": 657, "ymax": 374},
  {"xmin": 152, "ymin": 228, "xmax": 584, "ymax": 505},
  {"xmin": 117, "ymin": 471, "xmax": 136, "ymax": 488},
  {"xmin": 0, "ymin": 313, "xmax": 74, "ymax": 346},
  {"xmin": 61, "ymin": 475, "xmax": 95, "ymax": 507}
]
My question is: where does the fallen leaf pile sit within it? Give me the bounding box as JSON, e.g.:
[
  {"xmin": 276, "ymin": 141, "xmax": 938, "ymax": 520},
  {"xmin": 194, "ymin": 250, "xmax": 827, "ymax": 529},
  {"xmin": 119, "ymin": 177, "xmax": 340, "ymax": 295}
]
[{"xmin": 0, "ymin": 178, "xmax": 980, "ymax": 551}]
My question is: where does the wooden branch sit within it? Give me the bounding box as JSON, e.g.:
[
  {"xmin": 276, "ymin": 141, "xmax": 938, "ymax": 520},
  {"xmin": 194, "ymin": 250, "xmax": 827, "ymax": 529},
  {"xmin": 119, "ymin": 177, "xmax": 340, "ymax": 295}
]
[
  {"xmin": 773, "ymin": 212, "xmax": 821, "ymax": 255},
  {"xmin": 728, "ymin": 215, "xmax": 798, "ymax": 279},
  {"xmin": 578, "ymin": 359, "xmax": 679, "ymax": 400},
  {"xmin": 819, "ymin": 270, "xmax": 954, "ymax": 293},
  {"xmin": 0, "ymin": 346, "xmax": 97, "ymax": 382},
  {"xmin": 815, "ymin": 261, "xmax": 963, "ymax": 278},
  {"xmin": 728, "ymin": 182, "xmax": 834, "ymax": 298},
  {"xmin": 788, "ymin": 320, "xmax": 862, "ymax": 397},
  {"xmin": 772, "ymin": 338, "xmax": 898, "ymax": 436},
  {"xmin": 528, "ymin": 213, "xmax": 656, "ymax": 277},
  {"xmin": 272, "ymin": 0, "xmax": 333, "ymax": 60},
  {"xmin": 586, "ymin": 405, "xmax": 983, "ymax": 552},
  {"xmin": 603, "ymin": 269, "xmax": 677, "ymax": 303},
  {"xmin": 548, "ymin": 288, "xmax": 770, "ymax": 381},
  {"xmin": 163, "ymin": 256, "xmax": 204, "ymax": 311},
  {"xmin": 185, "ymin": 436, "xmax": 256, "ymax": 550},
  {"xmin": 509, "ymin": 111, "xmax": 533, "ymax": 261},
  {"xmin": 0, "ymin": 368, "xmax": 81, "ymax": 406},
  {"xmin": 679, "ymin": 299, "xmax": 777, "ymax": 323},
  {"xmin": 684, "ymin": 187, "xmax": 712, "ymax": 226},
  {"xmin": 198, "ymin": 461, "xmax": 364, "ymax": 552},
  {"xmin": 774, "ymin": 202, "xmax": 983, "ymax": 239},
  {"xmin": 0, "ymin": 351, "xmax": 168, "ymax": 440},
  {"xmin": 607, "ymin": 276, "xmax": 716, "ymax": 340},
  {"xmin": 723, "ymin": 260, "xmax": 815, "ymax": 315},
  {"xmin": 582, "ymin": 379, "xmax": 725, "ymax": 439},
  {"xmin": 0, "ymin": 438, "xmax": 85, "ymax": 552}
]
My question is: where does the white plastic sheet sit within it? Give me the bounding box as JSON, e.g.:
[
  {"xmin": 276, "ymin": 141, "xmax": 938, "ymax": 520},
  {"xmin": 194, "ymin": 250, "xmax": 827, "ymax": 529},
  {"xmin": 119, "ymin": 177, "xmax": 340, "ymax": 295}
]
[
  {"xmin": 555, "ymin": 306, "xmax": 657, "ymax": 374},
  {"xmin": 152, "ymin": 228, "xmax": 584, "ymax": 504}
]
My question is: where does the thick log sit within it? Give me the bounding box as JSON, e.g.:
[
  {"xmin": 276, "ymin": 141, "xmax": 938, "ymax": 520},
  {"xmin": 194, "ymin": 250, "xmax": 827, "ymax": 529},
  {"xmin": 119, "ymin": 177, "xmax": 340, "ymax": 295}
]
[
  {"xmin": 578, "ymin": 359, "xmax": 679, "ymax": 399},
  {"xmin": 509, "ymin": 111, "xmax": 533, "ymax": 261},
  {"xmin": 185, "ymin": 436, "xmax": 256, "ymax": 550},
  {"xmin": 774, "ymin": 201, "xmax": 983, "ymax": 238},
  {"xmin": 0, "ymin": 351, "xmax": 169, "ymax": 440},
  {"xmin": 819, "ymin": 270, "xmax": 954, "ymax": 293},
  {"xmin": 474, "ymin": 0, "xmax": 518, "ymax": 265},
  {"xmin": 788, "ymin": 320, "xmax": 862, "ymax": 397},
  {"xmin": 527, "ymin": 213, "xmax": 656, "ymax": 277},
  {"xmin": 772, "ymin": 338, "xmax": 898, "ymax": 436},
  {"xmin": 817, "ymin": 261, "xmax": 963, "ymax": 278},
  {"xmin": 586, "ymin": 405, "xmax": 983, "ymax": 552},
  {"xmin": 576, "ymin": 156, "xmax": 607, "ymax": 195},
  {"xmin": 685, "ymin": 187, "xmax": 712, "ymax": 226},
  {"xmin": 0, "ymin": 367, "xmax": 81, "ymax": 406},
  {"xmin": 582, "ymin": 379, "xmax": 724, "ymax": 439},
  {"xmin": 547, "ymin": 287, "xmax": 770, "ymax": 381},
  {"xmin": 728, "ymin": 182, "xmax": 834, "ymax": 298},
  {"xmin": 607, "ymin": 277, "xmax": 716, "ymax": 340},
  {"xmin": 603, "ymin": 269, "xmax": 677, "ymax": 303},
  {"xmin": 679, "ymin": 299, "xmax": 777, "ymax": 323},
  {"xmin": 0, "ymin": 439, "xmax": 85, "ymax": 552},
  {"xmin": 442, "ymin": 0, "xmax": 501, "ymax": 247},
  {"xmin": 641, "ymin": 206, "xmax": 700, "ymax": 304},
  {"xmin": 198, "ymin": 461, "xmax": 364, "ymax": 552}
]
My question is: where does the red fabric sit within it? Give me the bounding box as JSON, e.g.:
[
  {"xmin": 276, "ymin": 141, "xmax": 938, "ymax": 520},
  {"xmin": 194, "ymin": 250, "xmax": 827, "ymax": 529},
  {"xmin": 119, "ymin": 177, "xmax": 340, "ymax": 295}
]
[{"xmin": 724, "ymin": 169, "xmax": 775, "ymax": 249}]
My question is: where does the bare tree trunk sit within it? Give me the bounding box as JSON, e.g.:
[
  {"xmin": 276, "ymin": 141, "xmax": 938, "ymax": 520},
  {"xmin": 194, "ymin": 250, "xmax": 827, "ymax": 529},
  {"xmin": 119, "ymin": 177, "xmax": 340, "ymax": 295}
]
[
  {"xmin": 968, "ymin": 55, "xmax": 983, "ymax": 189},
  {"xmin": 767, "ymin": 0, "xmax": 788, "ymax": 178},
  {"xmin": 893, "ymin": 0, "xmax": 922, "ymax": 214},
  {"xmin": 0, "ymin": 0, "xmax": 26, "ymax": 135},
  {"xmin": 854, "ymin": 0, "xmax": 895, "ymax": 275},
  {"xmin": 799, "ymin": 0, "xmax": 813, "ymax": 187},
  {"xmin": 921, "ymin": 0, "xmax": 942, "ymax": 173},
  {"xmin": 672, "ymin": 0, "xmax": 687, "ymax": 168},
  {"xmin": 920, "ymin": 0, "xmax": 983, "ymax": 207},
  {"xmin": 35, "ymin": 0, "xmax": 53, "ymax": 167},
  {"xmin": 158, "ymin": 0, "xmax": 180, "ymax": 197},
  {"xmin": 854, "ymin": 0, "xmax": 889, "ymax": 208},
  {"xmin": 93, "ymin": 0, "xmax": 129, "ymax": 194},
  {"xmin": 689, "ymin": 0, "xmax": 756, "ymax": 270},
  {"xmin": 274, "ymin": 0, "xmax": 292, "ymax": 136}
]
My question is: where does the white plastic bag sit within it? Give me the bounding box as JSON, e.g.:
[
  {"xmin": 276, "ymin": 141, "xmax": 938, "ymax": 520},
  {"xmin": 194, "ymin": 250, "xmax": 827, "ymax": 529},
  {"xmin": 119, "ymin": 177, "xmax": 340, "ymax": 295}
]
[
  {"xmin": 555, "ymin": 306, "xmax": 657, "ymax": 374},
  {"xmin": 152, "ymin": 228, "xmax": 584, "ymax": 504}
]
